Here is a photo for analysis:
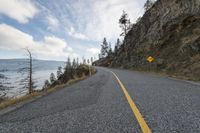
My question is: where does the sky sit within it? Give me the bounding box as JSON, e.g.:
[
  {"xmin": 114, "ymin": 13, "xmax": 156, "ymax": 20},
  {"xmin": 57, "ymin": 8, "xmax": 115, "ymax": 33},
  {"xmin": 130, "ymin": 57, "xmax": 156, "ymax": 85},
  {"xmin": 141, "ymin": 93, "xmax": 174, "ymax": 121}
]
[{"xmin": 0, "ymin": 0, "xmax": 146, "ymax": 61}]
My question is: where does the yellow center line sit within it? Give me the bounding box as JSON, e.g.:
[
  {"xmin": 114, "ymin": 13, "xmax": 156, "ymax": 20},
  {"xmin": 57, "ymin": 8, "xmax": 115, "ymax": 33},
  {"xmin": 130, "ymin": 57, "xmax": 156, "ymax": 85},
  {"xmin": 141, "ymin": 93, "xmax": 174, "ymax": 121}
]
[{"xmin": 110, "ymin": 71, "xmax": 152, "ymax": 133}]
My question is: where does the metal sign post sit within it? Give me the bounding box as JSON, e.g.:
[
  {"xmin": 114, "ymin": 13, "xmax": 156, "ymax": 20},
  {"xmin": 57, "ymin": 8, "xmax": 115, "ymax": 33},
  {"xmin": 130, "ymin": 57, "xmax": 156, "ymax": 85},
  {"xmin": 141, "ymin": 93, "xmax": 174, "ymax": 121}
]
[{"xmin": 147, "ymin": 56, "xmax": 154, "ymax": 71}]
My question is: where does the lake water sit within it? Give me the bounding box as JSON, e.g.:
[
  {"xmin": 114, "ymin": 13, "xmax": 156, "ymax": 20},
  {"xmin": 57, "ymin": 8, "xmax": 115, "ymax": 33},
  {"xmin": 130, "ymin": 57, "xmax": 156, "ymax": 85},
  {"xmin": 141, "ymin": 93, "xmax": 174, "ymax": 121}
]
[{"xmin": 0, "ymin": 59, "xmax": 65, "ymax": 98}]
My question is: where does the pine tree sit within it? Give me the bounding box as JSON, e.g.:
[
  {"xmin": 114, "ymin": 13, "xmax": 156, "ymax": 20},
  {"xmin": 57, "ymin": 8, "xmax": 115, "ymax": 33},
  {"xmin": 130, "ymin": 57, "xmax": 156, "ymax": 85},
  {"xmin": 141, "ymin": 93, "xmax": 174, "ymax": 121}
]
[
  {"xmin": 119, "ymin": 11, "xmax": 132, "ymax": 59},
  {"xmin": 57, "ymin": 66, "xmax": 63, "ymax": 79},
  {"xmin": 100, "ymin": 37, "xmax": 109, "ymax": 58},
  {"xmin": 114, "ymin": 38, "xmax": 121, "ymax": 54},
  {"xmin": 76, "ymin": 58, "xmax": 79, "ymax": 65},
  {"xmin": 72, "ymin": 58, "xmax": 77, "ymax": 69},
  {"xmin": 71, "ymin": 59, "xmax": 77, "ymax": 76},
  {"xmin": 108, "ymin": 42, "xmax": 112, "ymax": 56},
  {"xmin": 98, "ymin": 54, "xmax": 102, "ymax": 59},
  {"xmin": 82, "ymin": 56, "xmax": 86, "ymax": 64},
  {"xmin": 50, "ymin": 73, "xmax": 56, "ymax": 84},
  {"xmin": 43, "ymin": 80, "xmax": 50, "ymax": 90},
  {"xmin": 65, "ymin": 57, "xmax": 73, "ymax": 79},
  {"xmin": 144, "ymin": 0, "xmax": 155, "ymax": 11},
  {"xmin": 90, "ymin": 57, "xmax": 93, "ymax": 65},
  {"xmin": 119, "ymin": 11, "xmax": 132, "ymax": 37},
  {"xmin": 87, "ymin": 59, "xmax": 90, "ymax": 65}
]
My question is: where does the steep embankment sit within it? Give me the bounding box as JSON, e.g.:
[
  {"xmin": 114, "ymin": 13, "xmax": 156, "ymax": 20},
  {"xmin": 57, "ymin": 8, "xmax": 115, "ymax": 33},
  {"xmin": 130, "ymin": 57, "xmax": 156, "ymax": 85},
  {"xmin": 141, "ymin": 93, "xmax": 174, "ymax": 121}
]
[{"xmin": 95, "ymin": 0, "xmax": 200, "ymax": 80}]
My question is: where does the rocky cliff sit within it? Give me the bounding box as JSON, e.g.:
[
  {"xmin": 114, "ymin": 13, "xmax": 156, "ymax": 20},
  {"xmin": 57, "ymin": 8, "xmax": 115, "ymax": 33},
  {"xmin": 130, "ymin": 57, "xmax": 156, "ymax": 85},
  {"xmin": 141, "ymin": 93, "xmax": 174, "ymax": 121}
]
[{"xmin": 95, "ymin": 0, "xmax": 200, "ymax": 80}]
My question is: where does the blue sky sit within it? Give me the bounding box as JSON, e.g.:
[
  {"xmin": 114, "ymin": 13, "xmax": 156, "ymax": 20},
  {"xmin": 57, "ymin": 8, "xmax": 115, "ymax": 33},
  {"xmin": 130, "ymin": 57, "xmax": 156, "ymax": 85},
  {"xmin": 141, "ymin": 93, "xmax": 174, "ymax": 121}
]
[{"xmin": 0, "ymin": 0, "xmax": 146, "ymax": 61}]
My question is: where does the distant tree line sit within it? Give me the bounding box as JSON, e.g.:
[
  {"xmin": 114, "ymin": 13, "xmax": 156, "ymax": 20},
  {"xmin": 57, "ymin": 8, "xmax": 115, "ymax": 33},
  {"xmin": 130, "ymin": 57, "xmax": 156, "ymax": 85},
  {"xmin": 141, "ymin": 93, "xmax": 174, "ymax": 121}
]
[{"xmin": 43, "ymin": 57, "xmax": 95, "ymax": 90}]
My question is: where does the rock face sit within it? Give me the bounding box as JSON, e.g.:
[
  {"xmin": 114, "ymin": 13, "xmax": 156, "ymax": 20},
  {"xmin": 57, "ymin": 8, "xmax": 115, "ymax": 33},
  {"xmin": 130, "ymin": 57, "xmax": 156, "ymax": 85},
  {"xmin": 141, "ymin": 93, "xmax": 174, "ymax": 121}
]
[{"xmin": 95, "ymin": 0, "xmax": 200, "ymax": 80}]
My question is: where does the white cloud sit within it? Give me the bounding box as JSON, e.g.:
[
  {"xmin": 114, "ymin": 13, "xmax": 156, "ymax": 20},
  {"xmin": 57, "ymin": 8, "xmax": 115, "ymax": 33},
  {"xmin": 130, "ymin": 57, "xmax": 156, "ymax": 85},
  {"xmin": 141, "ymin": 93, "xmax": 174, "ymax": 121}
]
[
  {"xmin": 87, "ymin": 48, "xmax": 100, "ymax": 55},
  {"xmin": 60, "ymin": 0, "xmax": 145, "ymax": 41},
  {"xmin": 68, "ymin": 27, "xmax": 89, "ymax": 40},
  {"xmin": 0, "ymin": 23, "xmax": 35, "ymax": 49},
  {"xmin": 0, "ymin": 0, "xmax": 146, "ymax": 59},
  {"xmin": 0, "ymin": 0, "xmax": 39, "ymax": 24},
  {"xmin": 46, "ymin": 15, "xmax": 59, "ymax": 31},
  {"xmin": 85, "ymin": 0, "xmax": 144, "ymax": 41},
  {"xmin": 30, "ymin": 0, "xmax": 146, "ymax": 58},
  {"xmin": 0, "ymin": 23, "xmax": 77, "ymax": 60}
]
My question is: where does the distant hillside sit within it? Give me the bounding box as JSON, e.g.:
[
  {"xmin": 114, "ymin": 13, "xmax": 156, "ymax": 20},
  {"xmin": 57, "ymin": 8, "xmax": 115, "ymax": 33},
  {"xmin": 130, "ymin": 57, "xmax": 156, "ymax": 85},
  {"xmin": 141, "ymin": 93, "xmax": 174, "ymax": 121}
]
[
  {"xmin": 0, "ymin": 59, "xmax": 65, "ymax": 72},
  {"xmin": 94, "ymin": 0, "xmax": 200, "ymax": 80}
]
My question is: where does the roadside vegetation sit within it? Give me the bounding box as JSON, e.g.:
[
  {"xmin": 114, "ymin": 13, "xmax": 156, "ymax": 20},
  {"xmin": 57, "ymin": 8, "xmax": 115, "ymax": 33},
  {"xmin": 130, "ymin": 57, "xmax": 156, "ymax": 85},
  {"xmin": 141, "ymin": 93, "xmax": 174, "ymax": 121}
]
[
  {"xmin": 42, "ymin": 57, "xmax": 96, "ymax": 91},
  {"xmin": 0, "ymin": 56, "xmax": 96, "ymax": 110}
]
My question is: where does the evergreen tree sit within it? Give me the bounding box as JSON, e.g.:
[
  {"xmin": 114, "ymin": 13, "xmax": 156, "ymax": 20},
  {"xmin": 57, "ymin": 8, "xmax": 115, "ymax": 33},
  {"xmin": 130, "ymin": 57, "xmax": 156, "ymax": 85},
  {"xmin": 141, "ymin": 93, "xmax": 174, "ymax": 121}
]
[
  {"xmin": 136, "ymin": 17, "xmax": 142, "ymax": 23},
  {"xmin": 90, "ymin": 57, "xmax": 93, "ymax": 65},
  {"xmin": 72, "ymin": 58, "xmax": 77, "ymax": 69},
  {"xmin": 43, "ymin": 80, "xmax": 50, "ymax": 90},
  {"xmin": 108, "ymin": 42, "xmax": 112, "ymax": 56},
  {"xmin": 76, "ymin": 58, "xmax": 79, "ymax": 65},
  {"xmin": 119, "ymin": 11, "xmax": 132, "ymax": 59},
  {"xmin": 100, "ymin": 37, "xmax": 109, "ymax": 58},
  {"xmin": 144, "ymin": 0, "xmax": 155, "ymax": 11},
  {"xmin": 98, "ymin": 54, "xmax": 102, "ymax": 59},
  {"xmin": 114, "ymin": 38, "xmax": 121, "ymax": 54},
  {"xmin": 50, "ymin": 73, "xmax": 56, "ymax": 84},
  {"xmin": 65, "ymin": 57, "xmax": 73, "ymax": 79},
  {"xmin": 57, "ymin": 66, "xmax": 63, "ymax": 79},
  {"xmin": 83, "ymin": 59, "xmax": 86, "ymax": 64},
  {"xmin": 87, "ymin": 59, "xmax": 90, "ymax": 65},
  {"xmin": 119, "ymin": 11, "xmax": 132, "ymax": 37},
  {"xmin": 65, "ymin": 57, "xmax": 72, "ymax": 71},
  {"xmin": 66, "ymin": 57, "xmax": 72, "ymax": 68},
  {"xmin": 82, "ymin": 56, "xmax": 86, "ymax": 64},
  {"xmin": 71, "ymin": 58, "xmax": 77, "ymax": 76}
]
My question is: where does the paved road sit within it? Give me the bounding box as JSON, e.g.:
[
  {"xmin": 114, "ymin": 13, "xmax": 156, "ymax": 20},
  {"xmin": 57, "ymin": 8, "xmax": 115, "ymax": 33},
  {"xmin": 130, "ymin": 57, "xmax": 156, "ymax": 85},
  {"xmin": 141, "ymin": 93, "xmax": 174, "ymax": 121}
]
[{"xmin": 0, "ymin": 67, "xmax": 200, "ymax": 133}]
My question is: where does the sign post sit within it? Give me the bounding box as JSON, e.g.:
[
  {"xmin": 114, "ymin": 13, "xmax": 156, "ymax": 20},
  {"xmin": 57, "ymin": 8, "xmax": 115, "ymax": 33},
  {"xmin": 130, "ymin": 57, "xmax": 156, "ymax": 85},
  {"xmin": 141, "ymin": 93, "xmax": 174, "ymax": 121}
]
[{"xmin": 147, "ymin": 56, "xmax": 154, "ymax": 71}]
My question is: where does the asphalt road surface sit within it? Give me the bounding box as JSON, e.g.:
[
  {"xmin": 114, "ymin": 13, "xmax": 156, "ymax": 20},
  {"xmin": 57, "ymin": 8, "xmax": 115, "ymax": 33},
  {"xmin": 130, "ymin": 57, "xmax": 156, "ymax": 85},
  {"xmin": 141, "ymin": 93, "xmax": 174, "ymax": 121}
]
[{"xmin": 0, "ymin": 67, "xmax": 200, "ymax": 133}]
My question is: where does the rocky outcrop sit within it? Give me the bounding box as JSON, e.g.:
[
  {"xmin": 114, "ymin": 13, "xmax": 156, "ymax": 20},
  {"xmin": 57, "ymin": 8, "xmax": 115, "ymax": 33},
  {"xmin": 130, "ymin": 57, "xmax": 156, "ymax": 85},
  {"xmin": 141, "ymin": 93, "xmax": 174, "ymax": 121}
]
[{"xmin": 95, "ymin": 0, "xmax": 200, "ymax": 80}]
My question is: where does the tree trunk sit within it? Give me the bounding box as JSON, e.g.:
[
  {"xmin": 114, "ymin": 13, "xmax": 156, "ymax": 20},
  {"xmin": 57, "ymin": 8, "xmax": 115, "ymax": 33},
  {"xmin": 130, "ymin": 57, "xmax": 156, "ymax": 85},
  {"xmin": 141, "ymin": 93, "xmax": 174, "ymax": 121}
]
[
  {"xmin": 124, "ymin": 24, "xmax": 128, "ymax": 59},
  {"xmin": 27, "ymin": 49, "xmax": 32, "ymax": 94}
]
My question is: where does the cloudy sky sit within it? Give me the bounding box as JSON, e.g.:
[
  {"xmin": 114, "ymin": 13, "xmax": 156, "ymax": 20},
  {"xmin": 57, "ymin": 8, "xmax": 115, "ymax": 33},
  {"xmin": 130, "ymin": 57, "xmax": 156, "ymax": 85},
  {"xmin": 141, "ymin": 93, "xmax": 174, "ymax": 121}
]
[{"xmin": 0, "ymin": 0, "xmax": 146, "ymax": 61}]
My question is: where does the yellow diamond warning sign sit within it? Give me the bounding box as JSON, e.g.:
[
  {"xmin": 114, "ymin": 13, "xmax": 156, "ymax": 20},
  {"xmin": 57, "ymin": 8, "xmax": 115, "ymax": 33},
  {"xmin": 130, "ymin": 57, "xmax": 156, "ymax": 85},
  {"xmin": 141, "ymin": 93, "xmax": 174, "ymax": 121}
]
[{"xmin": 147, "ymin": 56, "xmax": 154, "ymax": 63}]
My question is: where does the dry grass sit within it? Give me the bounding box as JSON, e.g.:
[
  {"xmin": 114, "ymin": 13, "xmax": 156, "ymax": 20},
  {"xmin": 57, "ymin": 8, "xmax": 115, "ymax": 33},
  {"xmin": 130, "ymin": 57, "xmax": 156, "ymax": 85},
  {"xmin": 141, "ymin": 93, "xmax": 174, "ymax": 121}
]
[
  {"xmin": 0, "ymin": 92, "xmax": 43, "ymax": 110},
  {"xmin": 130, "ymin": 67, "xmax": 200, "ymax": 82},
  {"xmin": 0, "ymin": 73, "xmax": 91, "ymax": 111}
]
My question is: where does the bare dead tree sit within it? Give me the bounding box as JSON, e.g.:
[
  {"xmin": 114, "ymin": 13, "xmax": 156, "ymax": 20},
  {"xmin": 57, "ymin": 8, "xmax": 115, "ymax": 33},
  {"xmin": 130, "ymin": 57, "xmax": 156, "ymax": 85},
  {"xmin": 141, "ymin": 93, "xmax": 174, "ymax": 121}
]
[
  {"xmin": 18, "ymin": 49, "xmax": 36, "ymax": 95},
  {"xmin": 27, "ymin": 49, "xmax": 33, "ymax": 94}
]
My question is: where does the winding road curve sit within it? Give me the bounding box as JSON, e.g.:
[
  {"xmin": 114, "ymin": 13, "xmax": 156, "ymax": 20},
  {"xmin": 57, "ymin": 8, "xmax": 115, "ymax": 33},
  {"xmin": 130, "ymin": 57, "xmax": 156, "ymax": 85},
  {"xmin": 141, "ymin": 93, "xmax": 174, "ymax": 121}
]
[{"xmin": 0, "ymin": 67, "xmax": 200, "ymax": 133}]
